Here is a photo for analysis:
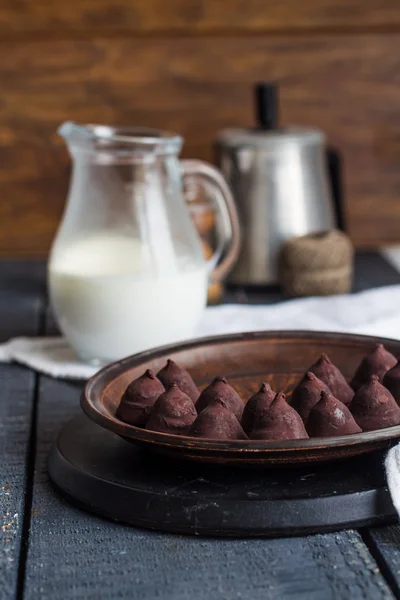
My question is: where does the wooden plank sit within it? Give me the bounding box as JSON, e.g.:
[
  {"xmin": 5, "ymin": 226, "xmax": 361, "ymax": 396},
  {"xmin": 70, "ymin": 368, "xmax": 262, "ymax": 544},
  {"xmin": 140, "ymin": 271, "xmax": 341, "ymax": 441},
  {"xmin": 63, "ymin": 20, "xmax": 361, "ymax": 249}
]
[
  {"xmin": 22, "ymin": 376, "xmax": 394, "ymax": 599},
  {"xmin": 362, "ymin": 527, "xmax": 400, "ymax": 596},
  {"xmin": 0, "ymin": 260, "xmax": 46, "ymax": 294},
  {"xmin": 1, "ymin": 0, "xmax": 400, "ymax": 36},
  {"xmin": 0, "ymin": 261, "xmax": 46, "ymax": 339},
  {"xmin": 2, "ymin": 33, "xmax": 400, "ymax": 255},
  {"xmin": 0, "ymin": 364, "xmax": 36, "ymax": 600},
  {"xmin": 0, "ymin": 262, "xmax": 44, "ymax": 600},
  {"xmin": 353, "ymin": 253, "xmax": 400, "ymax": 292}
]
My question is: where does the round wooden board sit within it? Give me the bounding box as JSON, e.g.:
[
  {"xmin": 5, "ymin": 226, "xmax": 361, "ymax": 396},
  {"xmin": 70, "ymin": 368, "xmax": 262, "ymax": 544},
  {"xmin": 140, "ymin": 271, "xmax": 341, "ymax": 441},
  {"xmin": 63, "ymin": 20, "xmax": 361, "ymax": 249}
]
[
  {"xmin": 49, "ymin": 414, "xmax": 396, "ymax": 537},
  {"xmin": 81, "ymin": 331, "xmax": 400, "ymax": 466}
]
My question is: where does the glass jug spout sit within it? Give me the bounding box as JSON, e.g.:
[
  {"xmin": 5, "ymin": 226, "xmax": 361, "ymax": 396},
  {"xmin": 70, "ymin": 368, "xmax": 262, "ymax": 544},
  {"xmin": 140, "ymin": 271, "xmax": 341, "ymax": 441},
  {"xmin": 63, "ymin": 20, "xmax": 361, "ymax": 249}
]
[
  {"xmin": 57, "ymin": 121, "xmax": 183, "ymax": 161},
  {"xmin": 58, "ymin": 121, "xmax": 94, "ymax": 144}
]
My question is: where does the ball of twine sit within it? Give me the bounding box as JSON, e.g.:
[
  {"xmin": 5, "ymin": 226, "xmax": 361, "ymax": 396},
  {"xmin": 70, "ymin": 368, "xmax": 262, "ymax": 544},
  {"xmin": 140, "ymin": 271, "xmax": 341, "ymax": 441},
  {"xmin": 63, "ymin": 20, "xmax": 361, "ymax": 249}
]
[{"xmin": 279, "ymin": 230, "xmax": 354, "ymax": 297}]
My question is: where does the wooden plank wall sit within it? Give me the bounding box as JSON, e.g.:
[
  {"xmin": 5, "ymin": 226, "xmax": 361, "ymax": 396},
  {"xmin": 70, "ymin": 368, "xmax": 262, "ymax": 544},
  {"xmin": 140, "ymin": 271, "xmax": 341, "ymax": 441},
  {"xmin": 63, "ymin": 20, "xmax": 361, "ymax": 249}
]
[{"xmin": 2, "ymin": 0, "xmax": 400, "ymax": 256}]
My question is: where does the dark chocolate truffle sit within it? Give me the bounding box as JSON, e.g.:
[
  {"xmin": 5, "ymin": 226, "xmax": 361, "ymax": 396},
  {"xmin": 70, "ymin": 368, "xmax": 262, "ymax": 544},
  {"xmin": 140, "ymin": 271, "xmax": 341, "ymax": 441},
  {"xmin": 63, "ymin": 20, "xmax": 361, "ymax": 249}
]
[
  {"xmin": 250, "ymin": 392, "xmax": 309, "ymax": 441},
  {"xmin": 241, "ymin": 383, "xmax": 276, "ymax": 435},
  {"xmin": 306, "ymin": 390, "xmax": 361, "ymax": 437},
  {"xmin": 145, "ymin": 383, "xmax": 197, "ymax": 435},
  {"xmin": 309, "ymin": 353, "xmax": 354, "ymax": 406},
  {"xmin": 350, "ymin": 344, "xmax": 397, "ymax": 391},
  {"xmin": 190, "ymin": 402, "xmax": 248, "ymax": 440},
  {"xmin": 157, "ymin": 359, "xmax": 199, "ymax": 403},
  {"xmin": 116, "ymin": 369, "xmax": 165, "ymax": 426},
  {"xmin": 383, "ymin": 361, "xmax": 400, "ymax": 404},
  {"xmin": 196, "ymin": 376, "xmax": 244, "ymax": 420},
  {"xmin": 290, "ymin": 372, "xmax": 331, "ymax": 423},
  {"xmin": 351, "ymin": 374, "xmax": 400, "ymax": 431}
]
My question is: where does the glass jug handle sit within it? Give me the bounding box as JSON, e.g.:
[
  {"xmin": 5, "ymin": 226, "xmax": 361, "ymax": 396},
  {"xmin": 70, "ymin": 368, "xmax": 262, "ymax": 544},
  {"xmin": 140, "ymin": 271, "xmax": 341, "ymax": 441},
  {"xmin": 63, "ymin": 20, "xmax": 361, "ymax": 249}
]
[{"xmin": 181, "ymin": 159, "xmax": 241, "ymax": 283}]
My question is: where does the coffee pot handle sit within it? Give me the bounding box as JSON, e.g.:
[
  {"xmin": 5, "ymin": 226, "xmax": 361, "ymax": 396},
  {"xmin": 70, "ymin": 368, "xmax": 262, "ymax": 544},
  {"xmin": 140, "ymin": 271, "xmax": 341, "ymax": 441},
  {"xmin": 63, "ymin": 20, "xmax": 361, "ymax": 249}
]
[
  {"xmin": 181, "ymin": 159, "xmax": 241, "ymax": 283},
  {"xmin": 326, "ymin": 146, "xmax": 345, "ymax": 231}
]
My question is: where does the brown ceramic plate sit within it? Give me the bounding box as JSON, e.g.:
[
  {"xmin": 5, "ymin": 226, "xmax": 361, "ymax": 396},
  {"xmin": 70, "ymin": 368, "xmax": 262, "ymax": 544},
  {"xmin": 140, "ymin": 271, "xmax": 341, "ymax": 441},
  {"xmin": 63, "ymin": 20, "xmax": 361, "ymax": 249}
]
[{"xmin": 81, "ymin": 331, "xmax": 400, "ymax": 466}]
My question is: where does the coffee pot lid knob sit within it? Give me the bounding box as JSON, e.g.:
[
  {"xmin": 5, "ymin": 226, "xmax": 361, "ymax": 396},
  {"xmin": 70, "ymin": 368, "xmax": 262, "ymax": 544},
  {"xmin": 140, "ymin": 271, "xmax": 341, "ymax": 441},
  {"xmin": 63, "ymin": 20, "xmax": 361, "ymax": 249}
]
[{"xmin": 255, "ymin": 82, "xmax": 279, "ymax": 130}]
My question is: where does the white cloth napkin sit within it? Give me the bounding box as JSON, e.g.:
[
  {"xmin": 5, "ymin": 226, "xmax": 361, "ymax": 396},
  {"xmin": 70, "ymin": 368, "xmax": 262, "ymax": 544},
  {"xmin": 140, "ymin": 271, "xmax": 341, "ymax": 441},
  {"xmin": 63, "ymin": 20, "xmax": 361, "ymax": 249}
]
[
  {"xmin": 1, "ymin": 283, "xmax": 400, "ymax": 515},
  {"xmin": 0, "ymin": 337, "xmax": 96, "ymax": 379},
  {"xmin": 385, "ymin": 446, "xmax": 400, "ymax": 516}
]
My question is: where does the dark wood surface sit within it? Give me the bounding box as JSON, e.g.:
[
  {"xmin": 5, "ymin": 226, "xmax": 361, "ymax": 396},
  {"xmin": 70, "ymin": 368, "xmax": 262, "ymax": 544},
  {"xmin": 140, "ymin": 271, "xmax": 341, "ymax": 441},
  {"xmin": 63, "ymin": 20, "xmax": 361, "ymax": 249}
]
[
  {"xmin": 1, "ymin": 254, "xmax": 400, "ymax": 599},
  {"xmin": 48, "ymin": 414, "xmax": 397, "ymax": 535},
  {"xmin": 0, "ymin": 293, "xmax": 41, "ymax": 600},
  {"xmin": 3, "ymin": 1, "xmax": 400, "ymax": 255}
]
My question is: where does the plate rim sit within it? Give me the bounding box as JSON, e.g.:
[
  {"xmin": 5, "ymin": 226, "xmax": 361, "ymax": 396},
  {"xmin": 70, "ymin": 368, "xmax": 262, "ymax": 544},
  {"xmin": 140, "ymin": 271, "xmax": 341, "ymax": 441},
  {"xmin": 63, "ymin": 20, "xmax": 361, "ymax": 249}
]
[{"xmin": 81, "ymin": 329, "xmax": 400, "ymax": 453}]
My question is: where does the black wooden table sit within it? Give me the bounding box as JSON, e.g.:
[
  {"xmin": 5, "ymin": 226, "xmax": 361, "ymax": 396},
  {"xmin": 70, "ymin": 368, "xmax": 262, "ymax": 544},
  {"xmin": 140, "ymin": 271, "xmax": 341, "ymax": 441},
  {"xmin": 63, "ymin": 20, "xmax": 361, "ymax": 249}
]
[{"xmin": 2, "ymin": 253, "xmax": 400, "ymax": 600}]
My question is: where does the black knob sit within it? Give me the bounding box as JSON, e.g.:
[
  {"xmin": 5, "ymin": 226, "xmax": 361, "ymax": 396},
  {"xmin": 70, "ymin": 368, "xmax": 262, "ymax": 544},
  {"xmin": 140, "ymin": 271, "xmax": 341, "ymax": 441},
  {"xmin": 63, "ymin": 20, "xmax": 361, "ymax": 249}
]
[{"xmin": 254, "ymin": 82, "xmax": 278, "ymax": 130}]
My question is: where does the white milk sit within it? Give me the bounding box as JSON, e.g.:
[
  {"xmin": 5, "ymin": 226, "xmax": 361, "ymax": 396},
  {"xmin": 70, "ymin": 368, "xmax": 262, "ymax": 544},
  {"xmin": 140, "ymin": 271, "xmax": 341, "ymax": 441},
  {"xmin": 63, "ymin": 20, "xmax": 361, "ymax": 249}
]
[{"xmin": 49, "ymin": 234, "xmax": 208, "ymax": 363}]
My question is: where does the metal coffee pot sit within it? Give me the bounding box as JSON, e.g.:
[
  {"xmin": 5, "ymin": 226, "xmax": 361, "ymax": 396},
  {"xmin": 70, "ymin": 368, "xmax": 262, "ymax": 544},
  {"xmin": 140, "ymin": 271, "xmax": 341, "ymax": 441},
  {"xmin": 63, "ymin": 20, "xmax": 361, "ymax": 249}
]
[{"xmin": 215, "ymin": 83, "xmax": 342, "ymax": 285}]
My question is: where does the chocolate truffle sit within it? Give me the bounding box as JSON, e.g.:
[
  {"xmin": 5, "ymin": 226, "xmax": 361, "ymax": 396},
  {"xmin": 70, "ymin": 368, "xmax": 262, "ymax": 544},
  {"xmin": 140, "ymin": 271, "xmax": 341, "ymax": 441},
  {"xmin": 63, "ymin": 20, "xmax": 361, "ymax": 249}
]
[
  {"xmin": 190, "ymin": 402, "xmax": 248, "ymax": 440},
  {"xmin": 290, "ymin": 372, "xmax": 331, "ymax": 423},
  {"xmin": 351, "ymin": 374, "xmax": 400, "ymax": 431},
  {"xmin": 145, "ymin": 383, "xmax": 197, "ymax": 435},
  {"xmin": 309, "ymin": 353, "xmax": 354, "ymax": 406},
  {"xmin": 157, "ymin": 359, "xmax": 199, "ymax": 403},
  {"xmin": 350, "ymin": 344, "xmax": 397, "ymax": 391},
  {"xmin": 116, "ymin": 369, "xmax": 165, "ymax": 426},
  {"xmin": 250, "ymin": 392, "xmax": 309, "ymax": 441},
  {"xmin": 241, "ymin": 383, "xmax": 276, "ymax": 435},
  {"xmin": 306, "ymin": 390, "xmax": 361, "ymax": 437},
  {"xmin": 196, "ymin": 376, "xmax": 244, "ymax": 421},
  {"xmin": 383, "ymin": 361, "xmax": 400, "ymax": 404}
]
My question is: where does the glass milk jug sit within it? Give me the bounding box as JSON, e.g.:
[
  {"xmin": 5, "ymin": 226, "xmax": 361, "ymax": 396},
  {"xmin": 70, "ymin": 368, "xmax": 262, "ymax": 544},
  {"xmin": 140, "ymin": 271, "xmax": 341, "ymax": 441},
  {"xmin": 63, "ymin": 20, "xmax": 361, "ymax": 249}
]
[{"xmin": 48, "ymin": 123, "xmax": 240, "ymax": 365}]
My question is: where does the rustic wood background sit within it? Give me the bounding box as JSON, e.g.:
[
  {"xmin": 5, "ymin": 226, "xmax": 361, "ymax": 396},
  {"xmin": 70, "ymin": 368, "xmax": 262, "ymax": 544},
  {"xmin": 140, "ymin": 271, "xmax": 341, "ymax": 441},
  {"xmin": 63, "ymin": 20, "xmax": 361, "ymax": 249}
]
[{"xmin": 2, "ymin": 0, "xmax": 400, "ymax": 256}]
